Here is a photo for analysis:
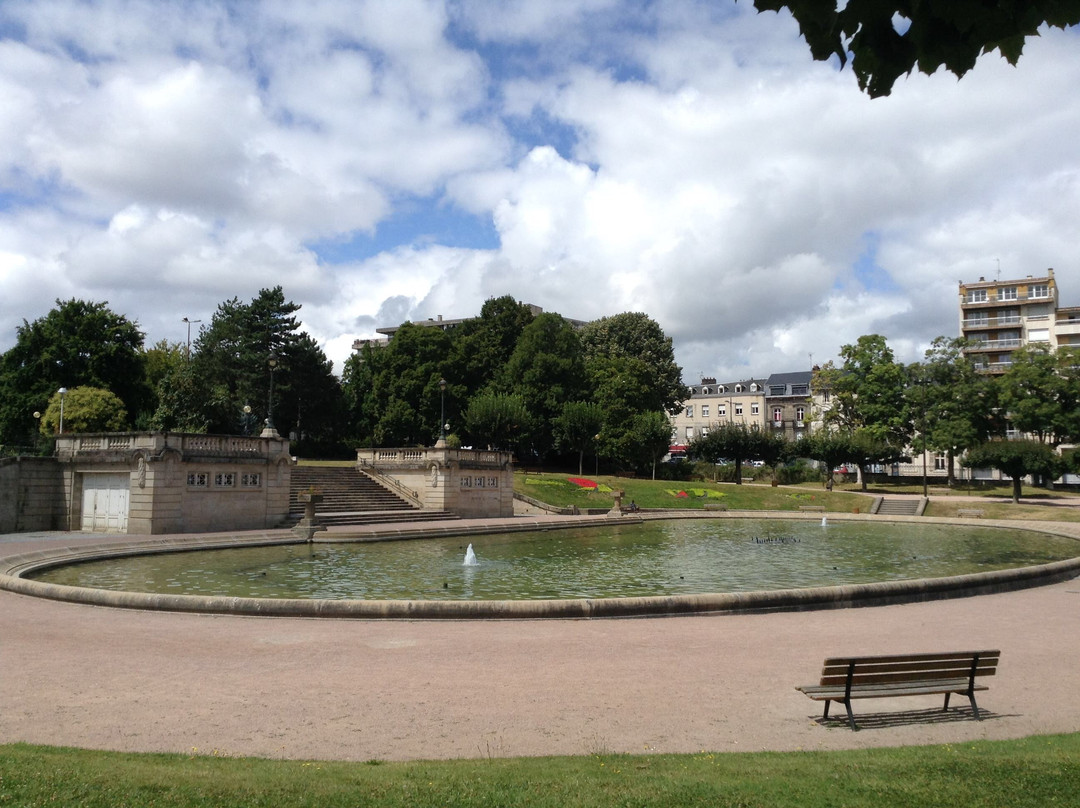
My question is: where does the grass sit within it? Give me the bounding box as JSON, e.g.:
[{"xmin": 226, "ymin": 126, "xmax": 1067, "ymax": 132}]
[
  {"xmin": 518, "ymin": 472, "xmax": 875, "ymax": 514},
  {"xmin": 2, "ymin": 735, "xmax": 1079, "ymax": 807},
  {"xmin": 514, "ymin": 471, "xmax": 1080, "ymax": 521}
]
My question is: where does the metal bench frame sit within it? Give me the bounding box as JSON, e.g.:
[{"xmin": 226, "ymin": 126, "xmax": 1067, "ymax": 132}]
[{"xmin": 797, "ymin": 650, "xmax": 1000, "ymax": 730}]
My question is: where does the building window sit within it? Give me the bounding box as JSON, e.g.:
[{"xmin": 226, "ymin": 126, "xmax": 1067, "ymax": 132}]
[
  {"xmin": 966, "ymin": 289, "xmax": 987, "ymax": 303},
  {"xmin": 460, "ymin": 476, "xmax": 472, "ymax": 488},
  {"xmin": 214, "ymin": 472, "xmax": 235, "ymax": 488},
  {"xmin": 769, "ymin": 385, "xmax": 786, "ymax": 396},
  {"xmin": 750, "ymin": 383, "xmax": 759, "ymax": 392},
  {"xmin": 701, "ymin": 426, "xmax": 709, "ymax": 437},
  {"xmin": 718, "ymin": 405, "xmax": 727, "ymax": 418},
  {"xmin": 241, "ymin": 472, "xmax": 261, "ymax": 487},
  {"xmin": 187, "ymin": 472, "xmax": 208, "ymax": 488},
  {"xmin": 1031, "ymin": 284, "xmax": 1050, "ymax": 299},
  {"xmin": 773, "ymin": 406, "xmax": 783, "ymax": 422},
  {"xmin": 795, "ymin": 406, "xmax": 805, "ymax": 422},
  {"xmin": 791, "ymin": 384, "xmax": 809, "ymax": 396},
  {"xmin": 751, "ymin": 402, "xmax": 760, "ymax": 415},
  {"xmin": 934, "ymin": 453, "xmax": 947, "ymax": 471},
  {"xmin": 717, "ymin": 385, "xmax": 725, "ymax": 393},
  {"xmin": 734, "ymin": 403, "xmax": 743, "ymax": 416},
  {"xmin": 685, "ymin": 405, "xmax": 694, "ymax": 419},
  {"xmin": 1029, "ymin": 328, "xmax": 1050, "ymax": 342},
  {"xmin": 701, "ymin": 387, "xmax": 710, "ymax": 395},
  {"xmin": 735, "ymin": 384, "xmax": 743, "ymax": 393},
  {"xmin": 701, "ymin": 405, "xmax": 709, "ymax": 418},
  {"xmin": 686, "ymin": 427, "xmax": 694, "ymax": 441},
  {"xmin": 823, "ymin": 390, "xmax": 830, "ymax": 403},
  {"xmin": 1000, "ymin": 286, "xmax": 1017, "ymax": 301}
]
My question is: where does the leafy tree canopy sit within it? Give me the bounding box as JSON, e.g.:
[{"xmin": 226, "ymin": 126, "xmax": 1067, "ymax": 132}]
[
  {"xmin": 963, "ymin": 438, "xmax": 1062, "ymax": 502},
  {"xmin": 996, "ymin": 344, "xmax": 1080, "ymax": 445},
  {"xmin": 39, "ymin": 386, "xmax": 128, "ymax": 435},
  {"xmin": 0, "ymin": 299, "xmax": 148, "ymax": 446},
  {"xmin": 752, "ymin": 0, "xmax": 1080, "ymax": 97}
]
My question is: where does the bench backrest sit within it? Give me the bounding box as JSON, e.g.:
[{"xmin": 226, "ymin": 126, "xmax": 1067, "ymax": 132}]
[{"xmin": 818, "ymin": 650, "xmax": 1000, "ymax": 687}]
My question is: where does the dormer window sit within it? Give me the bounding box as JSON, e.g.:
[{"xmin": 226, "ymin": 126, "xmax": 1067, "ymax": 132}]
[
  {"xmin": 750, "ymin": 383, "xmax": 759, "ymax": 392},
  {"xmin": 701, "ymin": 387, "xmax": 710, "ymax": 395},
  {"xmin": 735, "ymin": 384, "xmax": 743, "ymax": 393},
  {"xmin": 717, "ymin": 385, "xmax": 725, "ymax": 393}
]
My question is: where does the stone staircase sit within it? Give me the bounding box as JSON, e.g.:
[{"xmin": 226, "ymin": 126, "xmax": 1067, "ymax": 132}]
[
  {"xmin": 289, "ymin": 465, "xmax": 458, "ymax": 527},
  {"xmin": 875, "ymin": 497, "xmax": 925, "ymax": 516}
]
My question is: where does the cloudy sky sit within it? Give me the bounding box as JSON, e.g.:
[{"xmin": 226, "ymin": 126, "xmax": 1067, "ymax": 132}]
[{"xmin": 1, "ymin": 1, "xmax": 1078, "ymax": 384}]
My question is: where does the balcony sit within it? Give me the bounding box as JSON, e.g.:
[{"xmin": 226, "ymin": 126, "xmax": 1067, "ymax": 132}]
[
  {"xmin": 965, "ymin": 338, "xmax": 1022, "ymax": 352},
  {"xmin": 961, "ymin": 315, "xmax": 1021, "ymax": 330}
]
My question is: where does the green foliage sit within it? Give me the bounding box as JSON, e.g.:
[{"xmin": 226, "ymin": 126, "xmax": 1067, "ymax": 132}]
[
  {"xmin": 553, "ymin": 400, "xmax": 605, "ymax": 475},
  {"xmin": 0, "ymin": 299, "xmax": 149, "ymax": 446},
  {"xmin": 688, "ymin": 422, "xmax": 787, "ymax": 483},
  {"xmin": 464, "ymin": 392, "xmax": 530, "ymax": 450},
  {"xmin": 963, "ymin": 439, "xmax": 1062, "ymax": 502},
  {"xmin": 181, "ymin": 287, "xmax": 343, "ymax": 443},
  {"xmin": 753, "ymin": 0, "xmax": 1080, "ymax": 98},
  {"xmin": 817, "ymin": 334, "xmax": 912, "ymax": 450},
  {"xmin": 499, "ymin": 313, "xmax": 587, "ymax": 458},
  {"xmin": 997, "ymin": 344, "xmax": 1080, "ymax": 445},
  {"xmin": 579, "ymin": 312, "xmax": 690, "ymax": 415},
  {"xmin": 39, "ymin": 387, "xmax": 128, "ymax": 434},
  {"xmin": 912, "ymin": 337, "xmax": 1002, "ymax": 485}
]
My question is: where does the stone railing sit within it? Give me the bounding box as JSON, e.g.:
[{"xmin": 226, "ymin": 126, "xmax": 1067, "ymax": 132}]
[
  {"xmin": 357, "ymin": 447, "xmax": 512, "ymax": 469},
  {"xmin": 56, "ymin": 432, "xmax": 290, "ymax": 462}
]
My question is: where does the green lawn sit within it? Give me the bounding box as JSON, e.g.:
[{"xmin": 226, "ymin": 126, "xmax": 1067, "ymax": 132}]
[
  {"xmin": 3, "ymin": 736, "xmax": 1078, "ymax": 807},
  {"xmin": 517, "ymin": 472, "xmax": 870, "ymax": 513}
]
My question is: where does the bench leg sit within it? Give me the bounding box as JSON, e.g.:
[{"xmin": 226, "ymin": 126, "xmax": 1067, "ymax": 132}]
[
  {"xmin": 843, "ymin": 700, "xmax": 858, "ymax": 731},
  {"xmin": 967, "ymin": 691, "xmax": 982, "ymax": 720},
  {"xmin": 822, "ymin": 699, "xmax": 858, "ymax": 729},
  {"xmin": 943, "ymin": 693, "xmax": 951, "ymax": 712}
]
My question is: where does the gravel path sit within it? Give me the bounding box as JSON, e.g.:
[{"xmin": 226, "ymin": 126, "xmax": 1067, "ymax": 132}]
[{"xmin": 2, "ymin": 526, "xmax": 1079, "ymax": 762}]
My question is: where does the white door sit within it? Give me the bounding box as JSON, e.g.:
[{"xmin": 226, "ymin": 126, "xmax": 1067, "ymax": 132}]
[{"xmin": 81, "ymin": 473, "xmax": 130, "ymax": 533}]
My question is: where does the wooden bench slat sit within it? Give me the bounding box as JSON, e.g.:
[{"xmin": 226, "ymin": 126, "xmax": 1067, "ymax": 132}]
[{"xmin": 798, "ymin": 650, "xmax": 1000, "ymax": 730}]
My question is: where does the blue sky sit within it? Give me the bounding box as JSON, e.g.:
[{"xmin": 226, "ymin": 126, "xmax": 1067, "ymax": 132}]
[{"xmin": 1, "ymin": 0, "xmax": 1079, "ymax": 380}]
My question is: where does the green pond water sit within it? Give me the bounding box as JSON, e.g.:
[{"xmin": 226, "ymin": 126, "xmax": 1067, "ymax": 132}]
[{"xmin": 31, "ymin": 519, "xmax": 1080, "ymax": 601}]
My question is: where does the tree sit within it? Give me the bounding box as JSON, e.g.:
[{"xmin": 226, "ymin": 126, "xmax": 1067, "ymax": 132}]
[
  {"xmin": 579, "ymin": 313, "xmax": 690, "ymax": 415},
  {"xmin": 447, "ymin": 297, "xmax": 536, "ymax": 394},
  {"xmin": 816, "ymin": 335, "xmax": 912, "ymax": 481},
  {"xmin": 793, "ymin": 429, "xmax": 861, "ymax": 487},
  {"xmin": 997, "ymin": 344, "xmax": 1080, "ymax": 445},
  {"xmin": 0, "ymin": 299, "xmax": 149, "ymax": 447},
  {"xmin": 688, "ymin": 422, "xmax": 786, "ymax": 484},
  {"xmin": 963, "ymin": 439, "xmax": 1062, "ymax": 503},
  {"xmin": 464, "ymin": 392, "xmax": 530, "ymax": 451},
  {"xmin": 498, "ymin": 313, "xmax": 587, "ymax": 459},
  {"xmin": 188, "ymin": 287, "xmax": 343, "ymax": 441},
  {"xmin": 911, "ymin": 337, "xmax": 1001, "ymax": 486},
  {"xmin": 38, "ymin": 387, "xmax": 128, "ymax": 435},
  {"xmin": 752, "ymin": 0, "xmax": 1080, "ymax": 98},
  {"xmin": 553, "ymin": 401, "xmax": 605, "ymax": 476},
  {"xmin": 365, "ymin": 323, "xmax": 455, "ymax": 447},
  {"xmin": 628, "ymin": 410, "xmax": 680, "ymax": 480}
]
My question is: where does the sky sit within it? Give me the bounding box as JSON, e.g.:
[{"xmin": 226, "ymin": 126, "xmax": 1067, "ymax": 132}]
[{"xmin": 1, "ymin": 0, "xmax": 1079, "ymax": 385}]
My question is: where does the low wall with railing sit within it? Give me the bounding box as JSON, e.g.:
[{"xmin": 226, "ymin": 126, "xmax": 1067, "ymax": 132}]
[
  {"xmin": 356, "ymin": 447, "xmax": 514, "ymax": 518},
  {"xmin": 49, "ymin": 431, "xmax": 293, "ymax": 534}
]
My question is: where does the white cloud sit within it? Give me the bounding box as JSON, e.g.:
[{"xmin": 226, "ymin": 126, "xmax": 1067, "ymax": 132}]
[{"xmin": 2, "ymin": 0, "xmax": 1080, "ymax": 385}]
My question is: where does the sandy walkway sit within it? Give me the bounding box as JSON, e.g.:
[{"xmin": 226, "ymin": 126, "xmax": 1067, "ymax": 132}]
[{"xmin": 2, "ymin": 528, "xmax": 1079, "ymax": 762}]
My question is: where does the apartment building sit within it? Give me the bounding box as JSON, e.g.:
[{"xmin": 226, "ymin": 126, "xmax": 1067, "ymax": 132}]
[
  {"xmin": 958, "ymin": 269, "xmax": 1058, "ymax": 372},
  {"xmin": 669, "ymin": 377, "xmax": 766, "ymax": 449}
]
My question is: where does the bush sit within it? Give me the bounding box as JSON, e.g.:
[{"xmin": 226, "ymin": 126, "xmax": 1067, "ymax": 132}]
[{"xmin": 775, "ymin": 460, "xmax": 819, "ymax": 485}]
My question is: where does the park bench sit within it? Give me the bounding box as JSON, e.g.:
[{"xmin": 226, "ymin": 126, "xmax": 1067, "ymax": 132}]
[
  {"xmin": 957, "ymin": 508, "xmax": 985, "ymax": 518},
  {"xmin": 798, "ymin": 505, "xmax": 826, "ymax": 513},
  {"xmin": 796, "ymin": 650, "xmax": 1000, "ymax": 730}
]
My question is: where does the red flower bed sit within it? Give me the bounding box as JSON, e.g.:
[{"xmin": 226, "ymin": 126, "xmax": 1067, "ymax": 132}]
[{"xmin": 568, "ymin": 477, "xmax": 598, "ymax": 489}]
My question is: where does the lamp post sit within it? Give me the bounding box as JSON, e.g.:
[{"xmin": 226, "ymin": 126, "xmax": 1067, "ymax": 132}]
[
  {"xmin": 266, "ymin": 354, "xmax": 278, "ymax": 430},
  {"xmin": 242, "ymin": 404, "xmax": 252, "ymax": 436},
  {"xmin": 437, "ymin": 378, "xmax": 447, "ymax": 446},
  {"xmin": 57, "ymin": 387, "xmax": 67, "ymax": 434},
  {"xmin": 182, "ymin": 317, "xmax": 201, "ymax": 360},
  {"xmin": 595, "ymin": 433, "xmax": 601, "ymax": 476}
]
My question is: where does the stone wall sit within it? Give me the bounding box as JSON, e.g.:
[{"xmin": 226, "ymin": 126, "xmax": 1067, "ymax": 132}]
[
  {"xmin": 0, "ymin": 457, "xmax": 64, "ymax": 533},
  {"xmin": 356, "ymin": 447, "xmax": 514, "ymax": 518},
  {"xmin": 54, "ymin": 432, "xmax": 293, "ymax": 534}
]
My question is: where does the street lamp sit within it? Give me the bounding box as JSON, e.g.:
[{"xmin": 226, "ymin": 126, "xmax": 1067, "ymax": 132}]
[
  {"xmin": 57, "ymin": 387, "xmax": 67, "ymax": 434},
  {"xmin": 267, "ymin": 354, "xmax": 278, "ymax": 429},
  {"xmin": 242, "ymin": 404, "xmax": 252, "ymax": 436},
  {"xmin": 438, "ymin": 378, "xmax": 447, "ymax": 446},
  {"xmin": 182, "ymin": 317, "xmax": 201, "ymax": 360}
]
